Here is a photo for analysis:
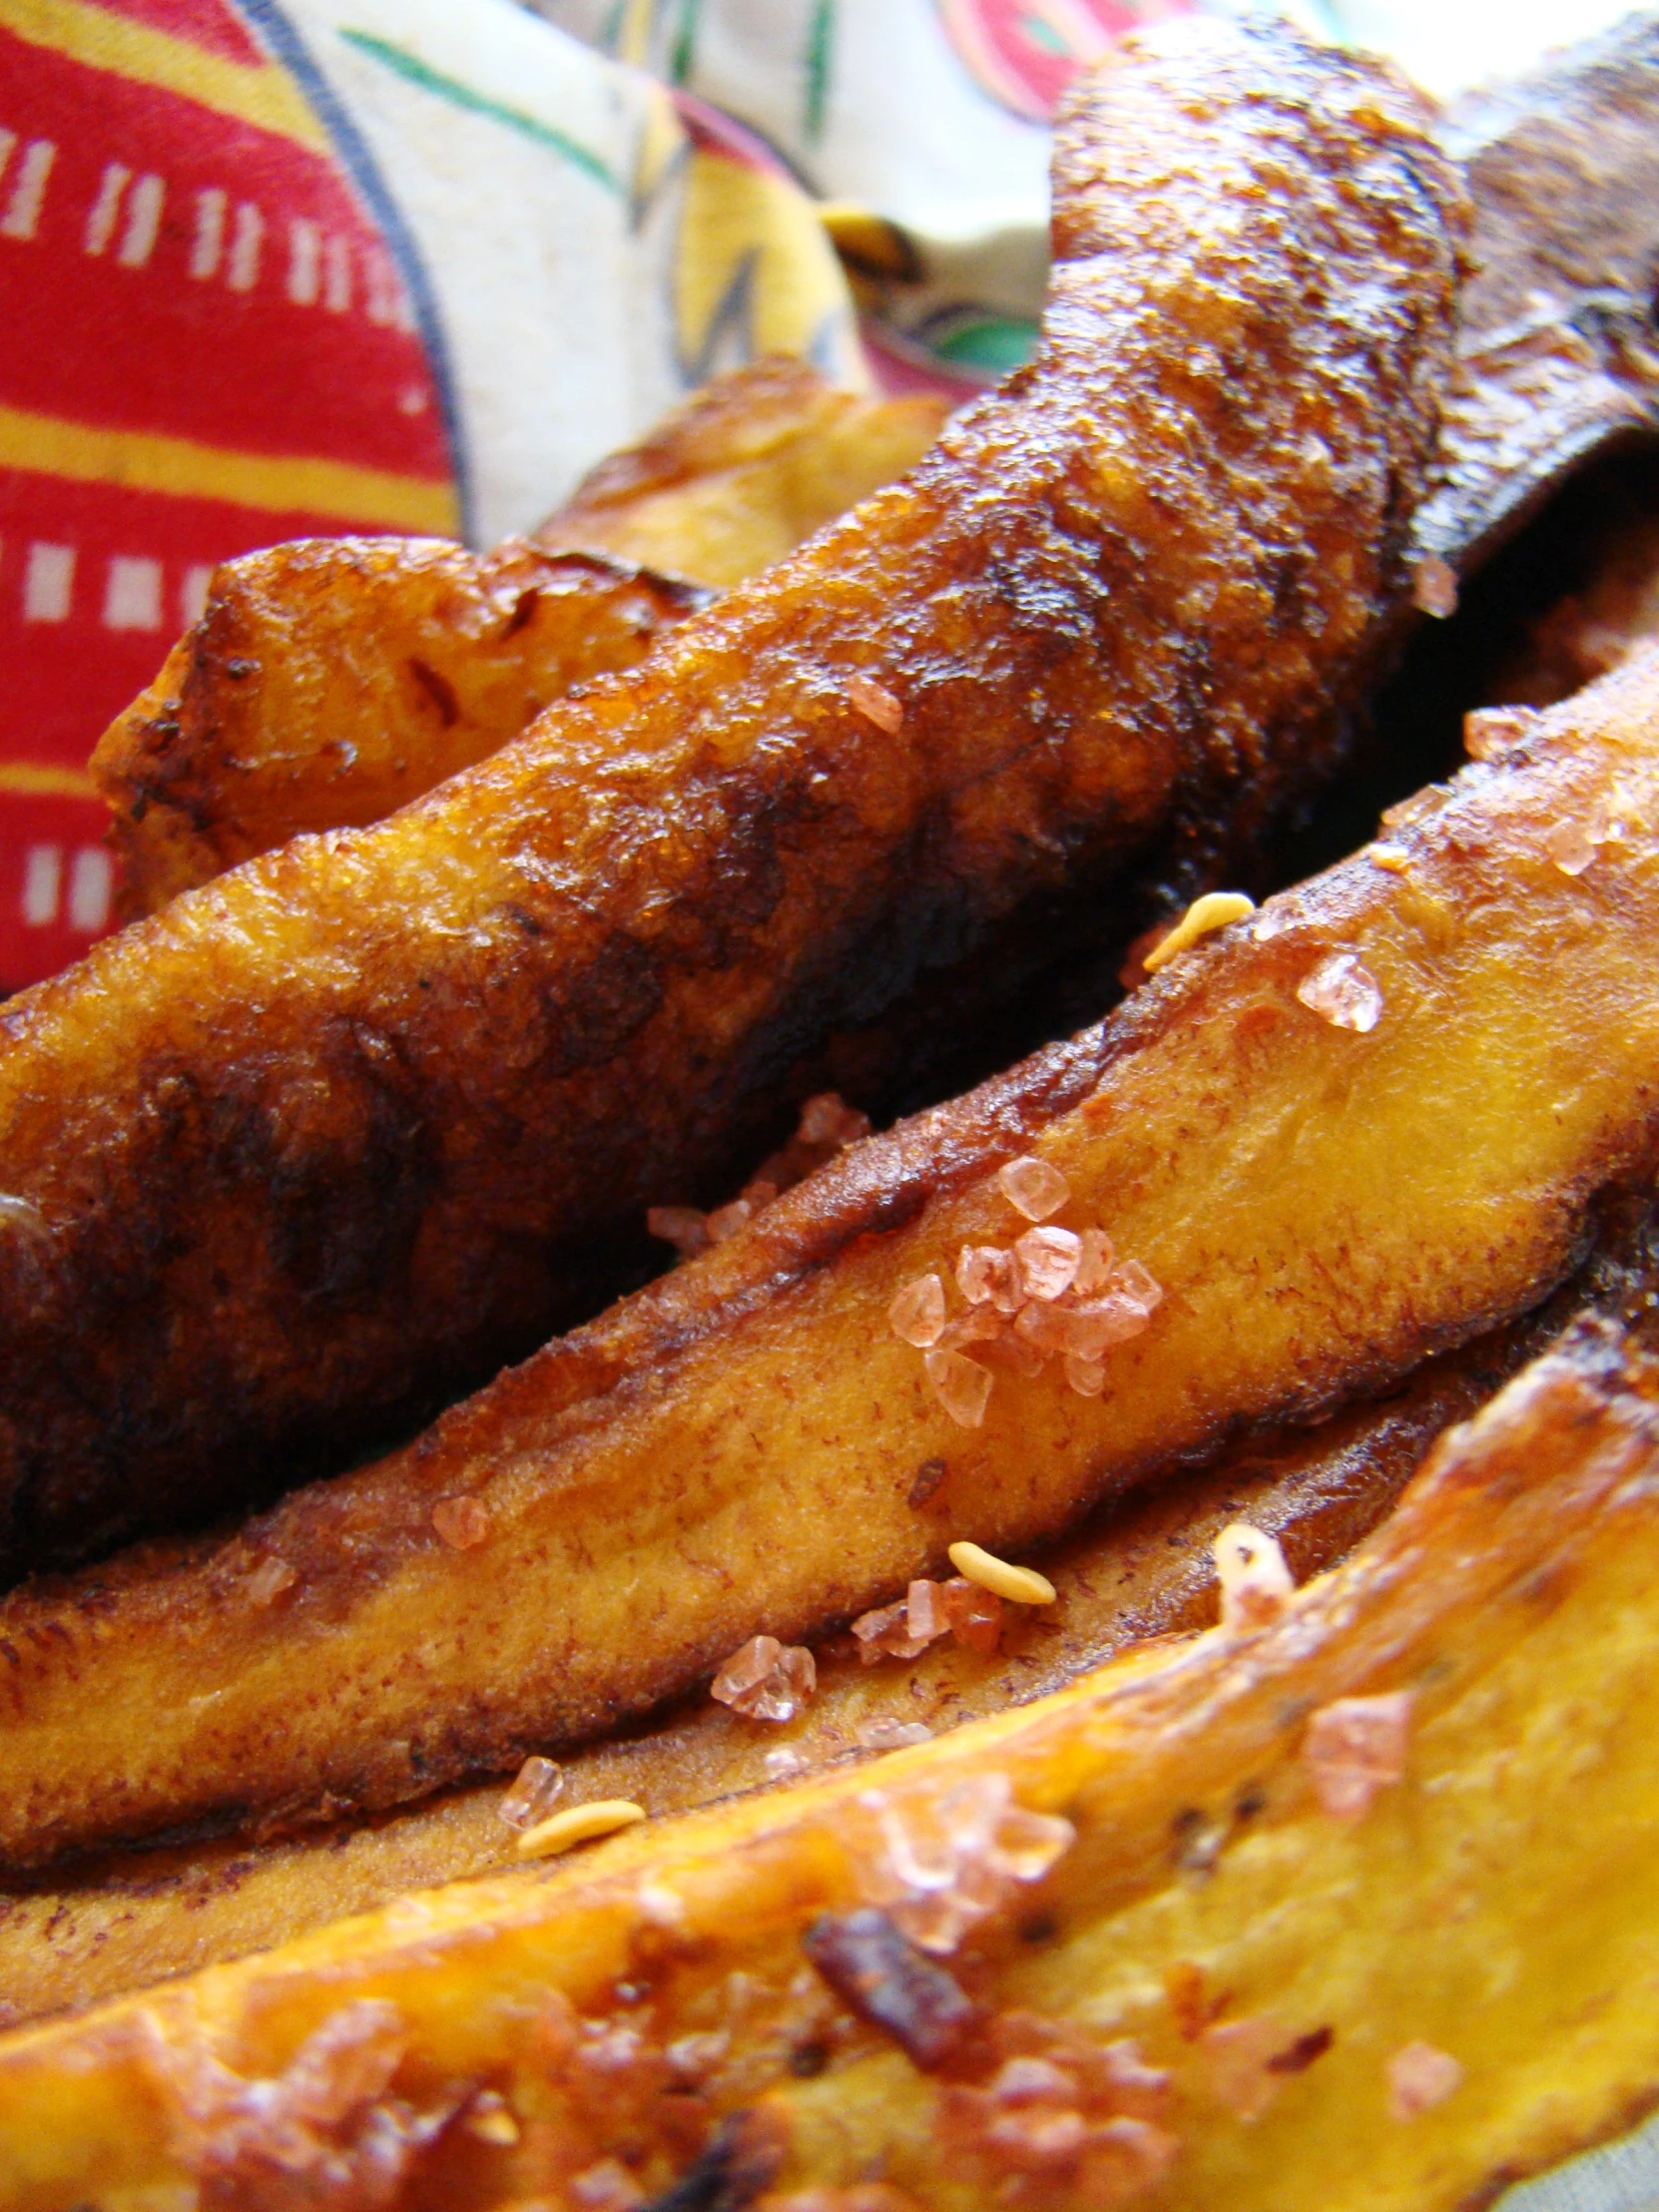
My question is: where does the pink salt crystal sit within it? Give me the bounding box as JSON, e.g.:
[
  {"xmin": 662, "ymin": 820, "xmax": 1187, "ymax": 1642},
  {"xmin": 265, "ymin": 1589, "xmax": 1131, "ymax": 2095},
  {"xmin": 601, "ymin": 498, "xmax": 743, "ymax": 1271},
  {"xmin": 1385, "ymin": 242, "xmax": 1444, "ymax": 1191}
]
[
  {"xmin": 997, "ymin": 1155, "xmax": 1070, "ymax": 1222},
  {"xmin": 1065, "ymin": 1355, "xmax": 1107, "ymax": 1397},
  {"xmin": 890, "ymin": 1272, "xmax": 947, "ymax": 1348},
  {"xmin": 711, "ymin": 1633, "xmax": 817, "ymax": 1722},
  {"xmin": 798, "ymin": 1091, "xmax": 870, "ymax": 1148},
  {"xmin": 1411, "ymin": 555, "xmax": 1458, "ymax": 619},
  {"xmin": 1387, "ymin": 2039, "xmax": 1463, "ymax": 2120},
  {"xmin": 431, "ymin": 1494, "xmax": 490, "ymax": 1550},
  {"xmin": 1200, "ymin": 2016, "xmax": 1283, "ymax": 2121},
  {"xmin": 499, "ymin": 1754, "xmax": 565, "ymax": 1830},
  {"xmin": 861, "ymin": 1771, "xmax": 1074, "ymax": 1952},
  {"xmin": 937, "ymin": 1307, "xmax": 1005, "ymax": 1351},
  {"xmin": 705, "ymin": 1198, "xmax": 753, "ymax": 1244},
  {"xmin": 925, "ymin": 1347, "xmax": 993, "ymax": 1427},
  {"xmin": 1108, "ymin": 1258, "xmax": 1164, "ymax": 1314},
  {"xmin": 858, "ymin": 1717, "xmax": 935, "ymax": 1751},
  {"xmin": 956, "ymin": 1243, "xmax": 1022, "ymax": 1314},
  {"xmin": 1014, "ymin": 1226, "xmax": 1082, "ymax": 1303},
  {"xmin": 247, "ymin": 1555, "xmax": 296, "ymax": 1608},
  {"xmin": 941, "ymin": 1576, "xmax": 1001, "ymax": 1654},
  {"xmin": 1544, "ymin": 813, "xmax": 1606, "ymax": 876},
  {"xmin": 998, "ymin": 1328, "xmax": 1049, "ymax": 1379},
  {"xmin": 1020, "ymin": 1298, "xmax": 1148, "ymax": 1363},
  {"xmin": 1297, "ymin": 948, "xmax": 1383, "ymax": 1033},
  {"xmin": 1073, "ymin": 1228, "xmax": 1115, "ymax": 1295},
  {"xmin": 852, "ymin": 1600, "xmax": 918, "ymax": 1663},
  {"xmin": 1463, "ymin": 706, "xmax": 1535, "ymax": 762},
  {"xmin": 571, "ymin": 2159, "xmax": 647, "ymax": 2211},
  {"xmin": 1215, "ymin": 1522, "xmax": 1295, "ymax": 1632},
  {"xmin": 1303, "ymin": 1690, "xmax": 1412, "ymax": 1820},
  {"xmin": 847, "ymin": 673, "xmax": 903, "ymax": 734},
  {"xmin": 764, "ymin": 1747, "xmax": 808, "ymax": 1779},
  {"xmin": 646, "ymin": 1204, "xmax": 710, "ymax": 1258},
  {"xmin": 906, "ymin": 1578, "xmax": 952, "ymax": 1645}
]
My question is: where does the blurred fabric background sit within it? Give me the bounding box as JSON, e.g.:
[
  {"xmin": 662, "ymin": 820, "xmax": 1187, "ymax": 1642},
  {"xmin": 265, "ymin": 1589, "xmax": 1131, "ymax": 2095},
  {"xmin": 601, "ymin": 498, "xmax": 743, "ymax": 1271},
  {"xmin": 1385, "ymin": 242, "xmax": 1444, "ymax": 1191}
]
[{"xmin": 0, "ymin": 0, "xmax": 1633, "ymax": 991}]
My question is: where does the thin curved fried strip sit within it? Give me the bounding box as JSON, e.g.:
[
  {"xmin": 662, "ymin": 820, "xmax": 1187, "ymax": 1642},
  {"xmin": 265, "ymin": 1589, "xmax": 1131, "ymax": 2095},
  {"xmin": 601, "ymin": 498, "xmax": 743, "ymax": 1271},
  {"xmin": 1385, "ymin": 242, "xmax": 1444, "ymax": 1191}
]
[
  {"xmin": 536, "ymin": 355, "xmax": 953, "ymax": 587},
  {"xmin": 0, "ymin": 16, "xmax": 1463, "ymax": 1582},
  {"xmin": 93, "ymin": 542, "xmax": 709, "ymax": 913},
  {"xmin": 6, "ymin": 644, "xmax": 1659, "ymax": 1870},
  {"xmin": 4, "ymin": 1318, "xmax": 1659, "ymax": 2212}
]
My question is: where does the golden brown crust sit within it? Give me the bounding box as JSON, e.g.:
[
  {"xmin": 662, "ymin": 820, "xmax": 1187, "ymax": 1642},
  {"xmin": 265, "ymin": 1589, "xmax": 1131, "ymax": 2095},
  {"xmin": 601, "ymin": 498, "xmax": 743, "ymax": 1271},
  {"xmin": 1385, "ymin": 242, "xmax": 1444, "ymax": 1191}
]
[
  {"xmin": 4, "ymin": 639, "xmax": 1657, "ymax": 1871},
  {"xmin": 92, "ymin": 541, "xmax": 708, "ymax": 913},
  {"xmin": 0, "ymin": 18, "xmax": 1465, "ymax": 1583},
  {"xmin": 6, "ymin": 1317, "xmax": 1659, "ymax": 2210},
  {"xmin": 538, "ymin": 356, "xmax": 952, "ymax": 587}
]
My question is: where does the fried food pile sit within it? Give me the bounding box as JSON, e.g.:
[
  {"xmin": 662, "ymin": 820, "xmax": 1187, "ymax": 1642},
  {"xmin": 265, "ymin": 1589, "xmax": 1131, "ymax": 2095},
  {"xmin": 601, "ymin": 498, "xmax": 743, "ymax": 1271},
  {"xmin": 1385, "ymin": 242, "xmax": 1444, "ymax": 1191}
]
[{"xmin": 6, "ymin": 12, "xmax": 1659, "ymax": 2210}]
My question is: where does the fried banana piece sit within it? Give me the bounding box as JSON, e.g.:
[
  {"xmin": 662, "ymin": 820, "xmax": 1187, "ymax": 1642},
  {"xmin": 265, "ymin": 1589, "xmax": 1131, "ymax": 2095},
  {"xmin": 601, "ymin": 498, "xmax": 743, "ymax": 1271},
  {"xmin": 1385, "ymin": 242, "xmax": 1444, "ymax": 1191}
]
[
  {"xmin": 7, "ymin": 640, "xmax": 1659, "ymax": 1869},
  {"xmin": 537, "ymin": 355, "xmax": 952, "ymax": 587},
  {"xmin": 6, "ymin": 1319, "xmax": 1659, "ymax": 2212},
  {"xmin": 2, "ymin": 1269, "xmax": 1558, "ymax": 2028},
  {"xmin": 0, "ymin": 17, "xmax": 1464, "ymax": 1583},
  {"xmin": 93, "ymin": 542, "xmax": 708, "ymax": 914}
]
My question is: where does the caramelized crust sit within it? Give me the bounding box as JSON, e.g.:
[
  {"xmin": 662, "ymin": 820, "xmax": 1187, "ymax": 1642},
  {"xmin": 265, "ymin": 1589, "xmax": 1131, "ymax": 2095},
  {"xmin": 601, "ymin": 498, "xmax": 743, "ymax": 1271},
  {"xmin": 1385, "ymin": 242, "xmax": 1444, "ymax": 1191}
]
[
  {"xmin": 6, "ymin": 1320, "xmax": 1659, "ymax": 2211},
  {"xmin": 8, "ymin": 1218, "xmax": 1643, "ymax": 2028},
  {"xmin": 93, "ymin": 543, "xmax": 708, "ymax": 913},
  {"xmin": 6, "ymin": 645, "xmax": 1659, "ymax": 1869},
  {"xmin": 537, "ymin": 355, "xmax": 952, "ymax": 586},
  {"xmin": 0, "ymin": 17, "xmax": 1464, "ymax": 1582}
]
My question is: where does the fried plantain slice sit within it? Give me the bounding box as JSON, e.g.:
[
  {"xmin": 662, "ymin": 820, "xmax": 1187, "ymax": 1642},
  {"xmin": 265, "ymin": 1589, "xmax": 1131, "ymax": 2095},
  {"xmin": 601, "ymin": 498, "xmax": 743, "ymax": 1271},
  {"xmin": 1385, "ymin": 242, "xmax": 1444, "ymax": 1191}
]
[
  {"xmin": 5, "ymin": 1317, "xmax": 1659, "ymax": 2211},
  {"xmin": 93, "ymin": 543, "xmax": 709, "ymax": 914},
  {"xmin": 0, "ymin": 16, "xmax": 1464, "ymax": 1583},
  {"xmin": 93, "ymin": 364, "xmax": 948, "ymax": 920},
  {"xmin": 536, "ymin": 355, "xmax": 953, "ymax": 587},
  {"xmin": 12, "ymin": 1211, "xmax": 1654, "ymax": 2031},
  {"xmin": 6, "ymin": 636, "xmax": 1659, "ymax": 1871}
]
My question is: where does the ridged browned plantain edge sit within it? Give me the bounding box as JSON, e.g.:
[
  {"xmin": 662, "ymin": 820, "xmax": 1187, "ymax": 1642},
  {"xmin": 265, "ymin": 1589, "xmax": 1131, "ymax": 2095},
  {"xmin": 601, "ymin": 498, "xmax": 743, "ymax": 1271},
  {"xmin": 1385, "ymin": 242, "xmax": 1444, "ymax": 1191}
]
[
  {"xmin": 1411, "ymin": 8, "xmax": 1659, "ymax": 577},
  {"xmin": 0, "ymin": 15, "xmax": 1465, "ymax": 1584},
  {"xmin": 93, "ymin": 542, "xmax": 710, "ymax": 915},
  {"xmin": 5, "ymin": 644, "xmax": 1659, "ymax": 1870},
  {"xmin": 5, "ymin": 1205, "xmax": 1651, "ymax": 2028},
  {"xmin": 8, "ymin": 1319, "xmax": 1659, "ymax": 2212}
]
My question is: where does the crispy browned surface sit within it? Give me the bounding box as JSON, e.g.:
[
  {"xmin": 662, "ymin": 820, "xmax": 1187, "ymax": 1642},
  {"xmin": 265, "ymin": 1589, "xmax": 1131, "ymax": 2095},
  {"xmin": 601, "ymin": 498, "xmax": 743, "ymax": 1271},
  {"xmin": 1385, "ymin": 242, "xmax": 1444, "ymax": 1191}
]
[
  {"xmin": 537, "ymin": 355, "xmax": 952, "ymax": 586},
  {"xmin": 7, "ymin": 1319, "xmax": 1659, "ymax": 2211},
  {"xmin": 14, "ymin": 1194, "xmax": 1650, "ymax": 2026},
  {"xmin": 0, "ymin": 1281, "xmax": 1545, "ymax": 2026},
  {"xmin": 0, "ymin": 19, "xmax": 1463, "ymax": 1585},
  {"xmin": 93, "ymin": 542, "xmax": 708, "ymax": 914},
  {"xmin": 7, "ymin": 640, "xmax": 1656, "ymax": 1871},
  {"xmin": 1413, "ymin": 10, "xmax": 1659, "ymax": 575}
]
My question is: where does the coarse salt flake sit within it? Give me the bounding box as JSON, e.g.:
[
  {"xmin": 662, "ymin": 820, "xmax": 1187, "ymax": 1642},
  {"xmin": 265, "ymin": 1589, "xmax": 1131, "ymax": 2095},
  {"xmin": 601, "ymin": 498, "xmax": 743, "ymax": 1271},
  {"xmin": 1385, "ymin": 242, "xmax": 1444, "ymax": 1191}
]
[
  {"xmin": 1387, "ymin": 2039, "xmax": 1463, "ymax": 2119},
  {"xmin": 1303, "ymin": 1691, "xmax": 1412, "ymax": 1820},
  {"xmin": 499, "ymin": 1754, "xmax": 565, "ymax": 1831},
  {"xmin": 1411, "ymin": 555, "xmax": 1458, "ymax": 619},
  {"xmin": 1014, "ymin": 1226, "xmax": 1082, "ymax": 1303},
  {"xmin": 925, "ymin": 1347, "xmax": 993, "ymax": 1427},
  {"xmin": 1200, "ymin": 2015, "xmax": 1283, "ymax": 2121},
  {"xmin": 432, "ymin": 1495, "xmax": 490, "ymax": 1549},
  {"xmin": 1297, "ymin": 949, "xmax": 1383, "ymax": 1033},
  {"xmin": 705, "ymin": 1198, "xmax": 753, "ymax": 1244},
  {"xmin": 246, "ymin": 1554, "xmax": 297, "ymax": 1609},
  {"xmin": 1073, "ymin": 1228, "xmax": 1115, "ymax": 1295},
  {"xmin": 890, "ymin": 1273, "xmax": 947, "ymax": 1348},
  {"xmin": 711, "ymin": 1634, "xmax": 817, "ymax": 1722},
  {"xmin": 847, "ymin": 674, "xmax": 904, "ymax": 733},
  {"xmin": 941, "ymin": 1575, "xmax": 1002, "ymax": 1653},
  {"xmin": 956, "ymin": 1244, "xmax": 1021, "ymax": 1314},
  {"xmin": 646, "ymin": 1204, "xmax": 709, "ymax": 1258},
  {"xmin": 997, "ymin": 1156, "xmax": 1070, "ymax": 1222},
  {"xmin": 1544, "ymin": 812, "xmax": 1607, "ymax": 876},
  {"xmin": 1065, "ymin": 1354, "xmax": 1107, "ymax": 1397},
  {"xmin": 858, "ymin": 1717, "xmax": 934, "ymax": 1751},
  {"xmin": 798, "ymin": 1092, "xmax": 870, "ymax": 1148},
  {"xmin": 1215, "ymin": 1522, "xmax": 1294, "ymax": 1632},
  {"xmin": 1463, "ymin": 706, "xmax": 1535, "ymax": 762}
]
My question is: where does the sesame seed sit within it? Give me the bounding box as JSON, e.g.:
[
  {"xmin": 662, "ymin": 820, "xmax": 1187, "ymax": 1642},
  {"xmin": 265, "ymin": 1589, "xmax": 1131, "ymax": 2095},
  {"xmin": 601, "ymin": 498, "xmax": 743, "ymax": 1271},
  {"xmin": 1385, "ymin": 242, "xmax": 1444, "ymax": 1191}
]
[
  {"xmin": 1142, "ymin": 890, "xmax": 1256, "ymax": 974},
  {"xmin": 514, "ymin": 1800, "xmax": 646, "ymax": 1860},
  {"xmin": 947, "ymin": 1541, "xmax": 1055, "ymax": 1605}
]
